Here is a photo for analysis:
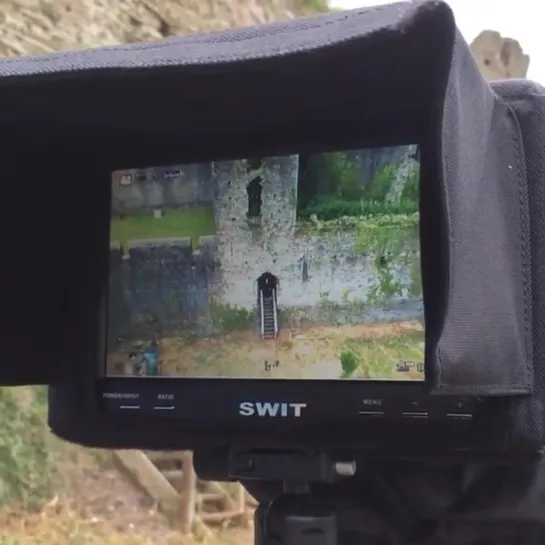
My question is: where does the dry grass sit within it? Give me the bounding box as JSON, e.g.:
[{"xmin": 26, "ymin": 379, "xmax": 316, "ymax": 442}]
[
  {"xmin": 0, "ymin": 501, "xmax": 253, "ymax": 545},
  {"xmin": 151, "ymin": 320, "xmax": 424, "ymax": 380},
  {"xmin": 0, "ymin": 504, "xmax": 169, "ymax": 545}
]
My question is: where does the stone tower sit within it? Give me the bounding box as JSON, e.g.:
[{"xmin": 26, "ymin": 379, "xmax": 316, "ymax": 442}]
[
  {"xmin": 470, "ymin": 31, "xmax": 530, "ymax": 81},
  {"xmin": 260, "ymin": 155, "xmax": 299, "ymax": 249},
  {"xmin": 213, "ymin": 155, "xmax": 299, "ymax": 309}
]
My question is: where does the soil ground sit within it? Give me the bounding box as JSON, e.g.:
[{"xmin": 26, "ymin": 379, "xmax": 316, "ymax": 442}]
[{"xmin": 109, "ymin": 320, "xmax": 425, "ymax": 380}]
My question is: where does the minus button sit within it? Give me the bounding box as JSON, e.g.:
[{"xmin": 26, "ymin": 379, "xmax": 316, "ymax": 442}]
[{"xmin": 402, "ymin": 411, "xmax": 429, "ymax": 418}]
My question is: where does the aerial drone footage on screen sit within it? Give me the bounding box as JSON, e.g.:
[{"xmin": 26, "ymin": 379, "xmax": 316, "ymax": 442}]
[{"xmin": 106, "ymin": 145, "xmax": 424, "ymax": 381}]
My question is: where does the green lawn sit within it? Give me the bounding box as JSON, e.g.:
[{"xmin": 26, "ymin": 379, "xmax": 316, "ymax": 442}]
[
  {"xmin": 343, "ymin": 329, "xmax": 424, "ymax": 380},
  {"xmin": 110, "ymin": 207, "xmax": 215, "ymax": 249}
]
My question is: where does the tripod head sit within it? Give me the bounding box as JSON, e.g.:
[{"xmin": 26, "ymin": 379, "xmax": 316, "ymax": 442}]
[
  {"xmin": 193, "ymin": 448, "xmax": 545, "ymax": 545},
  {"xmin": 226, "ymin": 449, "xmax": 399, "ymax": 545},
  {"xmin": 229, "ymin": 449, "xmax": 354, "ymax": 545}
]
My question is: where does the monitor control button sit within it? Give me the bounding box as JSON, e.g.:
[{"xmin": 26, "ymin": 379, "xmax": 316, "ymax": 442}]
[
  {"xmin": 444, "ymin": 398, "xmax": 475, "ymax": 420},
  {"xmin": 153, "ymin": 405, "xmax": 175, "ymax": 411},
  {"xmin": 445, "ymin": 412, "xmax": 473, "ymax": 420},
  {"xmin": 358, "ymin": 410, "xmax": 384, "ymax": 417},
  {"xmin": 401, "ymin": 411, "xmax": 429, "ymax": 419},
  {"xmin": 153, "ymin": 393, "xmax": 176, "ymax": 411}
]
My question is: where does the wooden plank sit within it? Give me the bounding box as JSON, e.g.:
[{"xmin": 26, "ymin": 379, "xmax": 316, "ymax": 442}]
[
  {"xmin": 199, "ymin": 492, "xmax": 227, "ymax": 504},
  {"xmin": 113, "ymin": 450, "xmax": 179, "ymax": 516},
  {"xmin": 162, "ymin": 469, "xmax": 183, "ymax": 481},
  {"xmin": 201, "ymin": 509, "xmax": 246, "ymax": 523},
  {"xmin": 162, "ymin": 469, "xmax": 183, "ymax": 488},
  {"xmin": 146, "ymin": 450, "xmax": 185, "ymax": 464},
  {"xmin": 201, "ymin": 480, "xmax": 236, "ymax": 510},
  {"xmin": 178, "ymin": 451, "xmax": 197, "ymax": 535},
  {"xmin": 236, "ymin": 484, "xmax": 251, "ymax": 528}
]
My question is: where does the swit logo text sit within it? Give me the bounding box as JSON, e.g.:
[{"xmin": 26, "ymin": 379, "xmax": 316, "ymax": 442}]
[{"xmin": 238, "ymin": 402, "xmax": 307, "ymax": 417}]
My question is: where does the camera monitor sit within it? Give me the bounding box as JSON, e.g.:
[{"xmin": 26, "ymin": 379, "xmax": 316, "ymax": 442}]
[{"xmin": 107, "ymin": 146, "xmax": 423, "ymax": 382}]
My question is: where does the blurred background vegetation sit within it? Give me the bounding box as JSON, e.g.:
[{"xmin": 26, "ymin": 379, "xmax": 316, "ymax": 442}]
[{"xmin": 297, "ymin": 151, "xmax": 419, "ymax": 221}]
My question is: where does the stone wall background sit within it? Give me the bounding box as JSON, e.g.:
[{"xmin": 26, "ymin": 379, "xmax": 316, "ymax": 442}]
[
  {"xmin": 108, "ymin": 237, "xmax": 219, "ymax": 346},
  {"xmin": 0, "ymin": 0, "xmax": 329, "ymax": 57},
  {"xmin": 108, "ymin": 234, "xmax": 421, "ymax": 346},
  {"xmin": 112, "ymin": 163, "xmax": 214, "ymax": 213},
  {"xmin": 212, "ymin": 151, "xmax": 420, "ymax": 310}
]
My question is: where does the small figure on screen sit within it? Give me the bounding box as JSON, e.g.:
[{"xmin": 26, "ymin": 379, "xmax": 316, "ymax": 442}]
[
  {"xmin": 264, "ymin": 361, "xmax": 280, "ymax": 372},
  {"xmin": 142, "ymin": 339, "xmax": 159, "ymax": 376},
  {"xmin": 127, "ymin": 352, "xmax": 145, "ymax": 376}
]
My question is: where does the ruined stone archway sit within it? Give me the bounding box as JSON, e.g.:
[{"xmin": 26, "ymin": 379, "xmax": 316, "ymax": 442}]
[{"xmin": 257, "ymin": 272, "xmax": 278, "ymax": 299}]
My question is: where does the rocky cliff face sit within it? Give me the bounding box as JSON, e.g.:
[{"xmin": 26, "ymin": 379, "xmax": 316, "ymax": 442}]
[
  {"xmin": 0, "ymin": 0, "xmax": 328, "ymax": 56},
  {"xmin": 0, "ymin": 1, "xmax": 529, "ymax": 86},
  {"xmin": 470, "ymin": 30, "xmax": 530, "ymax": 80}
]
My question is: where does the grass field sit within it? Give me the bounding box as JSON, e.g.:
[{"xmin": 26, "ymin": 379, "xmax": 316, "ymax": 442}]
[
  {"xmin": 129, "ymin": 320, "xmax": 425, "ymax": 380},
  {"xmin": 110, "ymin": 207, "xmax": 215, "ymax": 249}
]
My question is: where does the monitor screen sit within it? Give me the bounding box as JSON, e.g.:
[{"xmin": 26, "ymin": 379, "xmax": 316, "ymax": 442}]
[{"xmin": 107, "ymin": 146, "xmax": 424, "ymax": 380}]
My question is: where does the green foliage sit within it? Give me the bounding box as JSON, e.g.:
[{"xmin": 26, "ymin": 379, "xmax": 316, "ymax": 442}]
[
  {"xmin": 299, "ymin": 199, "xmax": 359, "ymax": 220},
  {"xmin": 308, "ymin": 152, "xmax": 360, "ymax": 200},
  {"xmin": 340, "ymin": 350, "xmax": 359, "ymax": 378},
  {"xmin": 297, "ymin": 213, "xmax": 419, "ymax": 275},
  {"xmin": 318, "ymin": 290, "xmax": 331, "ymax": 305},
  {"xmin": 353, "ymin": 213, "xmax": 420, "ymax": 255},
  {"xmin": 364, "ymin": 164, "xmax": 395, "ymax": 201},
  {"xmin": 328, "ymin": 152, "xmax": 361, "ymax": 200},
  {"xmin": 401, "ymin": 168, "xmax": 419, "ymax": 202},
  {"xmin": 367, "ymin": 264, "xmax": 405, "ymax": 304},
  {"xmin": 410, "ymin": 255, "xmax": 423, "ymax": 297},
  {"xmin": 297, "ymin": 152, "xmax": 360, "ymax": 218},
  {"xmin": 297, "ymin": 156, "xmax": 418, "ymax": 221},
  {"xmin": 343, "ymin": 331, "xmax": 425, "ymax": 380},
  {"xmin": 359, "ymin": 199, "xmax": 417, "ymax": 216},
  {"xmin": 0, "ymin": 387, "xmax": 53, "ymax": 510},
  {"xmin": 299, "ymin": 198, "xmax": 417, "ymax": 221},
  {"xmin": 209, "ymin": 301, "xmax": 254, "ymax": 332}
]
